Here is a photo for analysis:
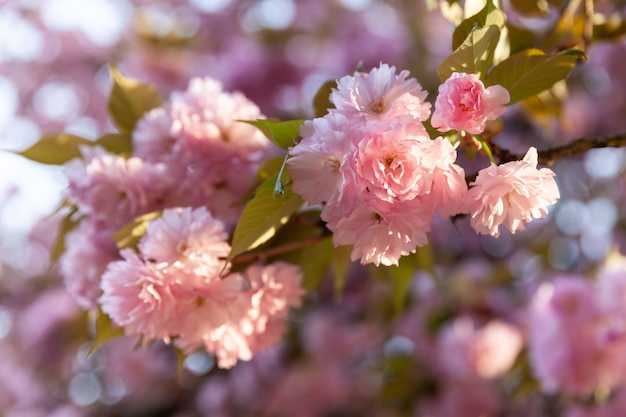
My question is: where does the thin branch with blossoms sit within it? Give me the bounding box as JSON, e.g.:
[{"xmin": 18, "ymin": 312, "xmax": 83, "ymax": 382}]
[{"xmin": 491, "ymin": 131, "xmax": 626, "ymax": 165}]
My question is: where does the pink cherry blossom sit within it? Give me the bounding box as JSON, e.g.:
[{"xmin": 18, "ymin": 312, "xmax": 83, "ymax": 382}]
[
  {"xmin": 431, "ymin": 72, "xmax": 510, "ymax": 134},
  {"xmin": 331, "ymin": 63, "xmax": 431, "ymax": 128},
  {"xmin": 464, "ymin": 147, "xmax": 560, "ymax": 237},
  {"xmin": 59, "ymin": 220, "xmax": 120, "ymax": 310},
  {"xmin": 138, "ymin": 206, "xmax": 231, "ymax": 278},
  {"xmin": 287, "ymin": 113, "xmax": 356, "ymax": 208},
  {"xmin": 100, "ymin": 248, "xmax": 182, "ymax": 342},
  {"xmin": 332, "ymin": 202, "xmax": 431, "ymax": 266}
]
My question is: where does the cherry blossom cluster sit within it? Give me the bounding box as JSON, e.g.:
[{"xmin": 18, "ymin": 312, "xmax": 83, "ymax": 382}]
[
  {"xmin": 60, "ymin": 77, "xmax": 304, "ymax": 368},
  {"xmin": 529, "ymin": 263, "xmax": 626, "ymax": 396},
  {"xmin": 288, "ymin": 64, "xmax": 560, "ymax": 265}
]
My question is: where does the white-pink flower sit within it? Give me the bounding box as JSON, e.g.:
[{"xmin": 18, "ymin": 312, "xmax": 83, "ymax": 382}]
[
  {"xmin": 138, "ymin": 206, "xmax": 231, "ymax": 279},
  {"xmin": 464, "ymin": 147, "xmax": 559, "ymax": 237},
  {"xmin": 331, "ymin": 63, "xmax": 431, "ymax": 127},
  {"xmin": 431, "ymin": 72, "xmax": 510, "ymax": 134}
]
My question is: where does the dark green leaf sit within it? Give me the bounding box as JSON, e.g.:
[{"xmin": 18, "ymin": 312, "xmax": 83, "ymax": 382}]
[
  {"xmin": 485, "ymin": 48, "xmax": 586, "ymax": 103},
  {"xmin": 280, "ymin": 237, "xmax": 334, "ymax": 292},
  {"xmin": 112, "ymin": 211, "xmax": 162, "ymax": 250},
  {"xmin": 331, "ymin": 245, "xmax": 353, "ymax": 300},
  {"xmin": 242, "ymin": 119, "xmax": 305, "ymax": 150},
  {"xmin": 50, "ymin": 205, "xmax": 80, "ymax": 262},
  {"xmin": 312, "ymin": 78, "xmax": 337, "ymax": 118},
  {"xmin": 95, "ymin": 132, "xmax": 133, "ymax": 156},
  {"xmin": 452, "ymin": 0, "xmax": 505, "ymax": 50},
  {"xmin": 88, "ymin": 309, "xmax": 125, "ymax": 356},
  {"xmin": 227, "ymin": 175, "xmax": 304, "ymax": 262},
  {"xmin": 108, "ymin": 62, "xmax": 162, "ymax": 134},
  {"xmin": 439, "ymin": 25, "xmax": 501, "ymax": 81},
  {"xmin": 19, "ymin": 133, "xmax": 92, "ymax": 165}
]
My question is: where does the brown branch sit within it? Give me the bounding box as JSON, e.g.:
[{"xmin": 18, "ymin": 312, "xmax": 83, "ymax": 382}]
[
  {"xmin": 491, "ymin": 132, "xmax": 626, "ymax": 166},
  {"xmin": 231, "ymin": 235, "xmax": 328, "ymax": 264}
]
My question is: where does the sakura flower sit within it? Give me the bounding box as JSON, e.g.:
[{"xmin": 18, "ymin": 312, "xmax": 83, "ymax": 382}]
[
  {"xmin": 100, "ymin": 248, "xmax": 181, "ymax": 342},
  {"xmin": 176, "ymin": 262, "xmax": 304, "ymax": 369},
  {"xmin": 431, "ymin": 72, "xmax": 510, "ymax": 134},
  {"xmin": 138, "ymin": 206, "xmax": 231, "ymax": 278},
  {"xmin": 65, "ymin": 148, "xmax": 174, "ymax": 230},
  {"xmin": 331, "ymin": 63, "xmax": 431, "ymax": 128},
  {"xmin": 60, "ymin": 220, "xmax": 120, "ymax": 310},
  {"xmin": 287, "ymin": 113, "xmax": 356, "ymax": 208},
  {"xmin": 464, "ymin": 147, "xmax": 559, "ymax": 237},
  {"xmin": 332, "ymin": 202, "xmax": 432, "ymax": 266}
]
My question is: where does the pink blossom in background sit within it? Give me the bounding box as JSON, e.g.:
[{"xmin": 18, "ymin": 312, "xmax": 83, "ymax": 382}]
[
  {"xmin": 528, "ymin": 277, "xmax": 626, "ymax": 395},
  {"xmin": 437, "ymin": 316, "xmax": 523, "ymax": 380},
  {"xmin": 132, "ymin": 76, "xmax": 280, "ymax": 223},
  {"xmin": 60, "ymin": 221, "xmax": 120, "ymax": 310},
  {"xmin": 431, "ymin": 72, "xmax": 510, "ymax": 134},
  {"xmin": 464, "ymin": 147, "xmax": 560, "ymax": 237}
]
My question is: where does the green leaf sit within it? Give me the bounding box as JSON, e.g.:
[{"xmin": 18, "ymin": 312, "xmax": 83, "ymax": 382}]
[
  {"xmin": 95, "ymin": 132, "xmax": 133, "ymax": 156},
  {"xmin": 88, "ymin": 310, "xmax": 125, "ymax": 356},
  {"xmin": 331, "ymin": 245, "xmax": 353, "ymax": 300},
  {"xmin": 312, "ymin": 78, "xmax": 337, "ymax": 118},
  {"xmin": 108, "ymin": 62, "xmax": 162, "ymax": 134},
  {"xmin": 439, "ymin": 25, "xmax": 501, "ymax": 81},
  {"xmin": 227, "ymin": 175, "xmax": 304, "ymax": 262},
  {"xmin": 19, "ymin": 133, "xmax": 92, "ymax": 165},
  {"xmin": 50, "ymin": 205, "xmax": 80, "ymax": 262},
  {"xmin": 112, "ymin": 211, "xmax": 162, "ymax": 250},
  {"xmin": 281, "ymin": 237, "xmax": 334, "ymax": 291},
  {"xmin": 242, "ymin": 119, "xmax": 304, "ymax": 150},
  {"xmin": 485, "ymin": 48, "xmax": 586, "ymax": 104},
  {"xmin": 509, "ymin": 0, "xmax": 550, "ymax": 16},
  {"xmin": 452, "ymin": 0, "xmax": 505, "ymax": 50}
]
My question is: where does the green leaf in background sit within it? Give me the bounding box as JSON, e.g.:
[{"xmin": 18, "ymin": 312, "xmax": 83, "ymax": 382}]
[
  {"xmin": 312, "ymin": 78, "xmax": 337, "ymax": 118},
  {"xmin": 485, "ymin": 48, "xmax": 586, "ymax": 104},
  {"xmin": 227, "ymin": 175, "xmax": 304, "ymax": 262},
  {"xmin": 50, "ymin": 205, "xmax": 80, "ymax": 262},
  {"xmin": 331, "ymin": 245, "xmax": 353, "ymax": 300},
  {"xmin": 108, "ymin": 62, "xmax": 162, "ymax": 135},
  {"xmin": 439, "ymin": 25, "xmax": 501, "ymax": 81},
  {"xmin": 112, "ymin": 211, "xmax": 162, "ymax": 250},
  {"xmin": 242, "ymin": 119, "xmax": 305, "ymax": 150},
  {"xmin": 281, "ymin": 237, "xmax": 334, "ymax": 292},
  {"xmin": 88, "ymin": 309, "xmax": 125, "ymax": 356},
  {"xmin": 509, "ymin": 0, "xmax": 550, "ymax": 17},
  {"xmin": 18, "ymin": 132, "xmax": 92, "ymax": 165},
  {"xmin": 452, "ymin": 0, "xmax": 505, "ymax": 50},
  {"xmin": 95, "ymin": 132, "xmax": 133, "ymax": 156}
]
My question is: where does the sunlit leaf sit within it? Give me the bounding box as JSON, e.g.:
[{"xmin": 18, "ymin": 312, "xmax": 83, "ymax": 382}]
[
  {"xmin": 50, "ymin": 205, "xmax": 80, "ymax": 262},
  {"xmin": 439, "ymin": 25, "xmax": 501, "ymax": 81},
  {"xmin": 88, "ymin": 309, "xmax": 125, "ymax": 356},
  {"xmin": 331, "ymin": 245, "xmax": 353, "ymax": 300},
  {"xmin": 452, "ymin": 0, "xmax": 505, "ymax": 50},
  {"xmin": 112, "ymin": 211, "xmax": 162, "ymax": 250},
  {"xmin": 95, "ymin": 132, "xmax": 132, "ymax": 156},
  {"xmin": 242, "ymin": 119, "xmax": 304, "ymax": 150},
  {"xmin": 485, "ymin": 48, "xmax": 586, "ymax": 104},
  {"xmin": 108, "ymin": 62, "xmax": 162, "ymax": 134},
  {"xmin": 18, "ymin": 133, "xmax": 92, "ymax": 165},
  {"xmin": 228, "ymin": 175, "xmax": 304, "ymax": 262},
  {"xmin": 312, "ymin": 78, "xmax": 337, "ymax": 118}
]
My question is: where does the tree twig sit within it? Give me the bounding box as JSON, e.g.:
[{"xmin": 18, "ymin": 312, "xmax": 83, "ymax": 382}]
[
  {"xmin": 231, "ymin": 235, "xmax": 328, "ymax": 264},
  {"xmin": 491, "ymin": 132, "xmax": 626, "ymax": 165}
]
